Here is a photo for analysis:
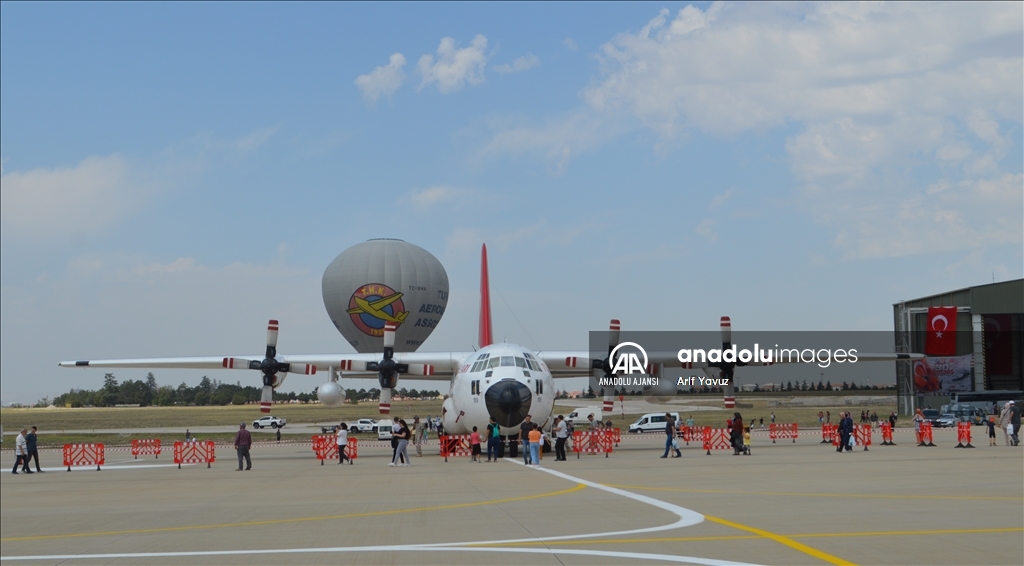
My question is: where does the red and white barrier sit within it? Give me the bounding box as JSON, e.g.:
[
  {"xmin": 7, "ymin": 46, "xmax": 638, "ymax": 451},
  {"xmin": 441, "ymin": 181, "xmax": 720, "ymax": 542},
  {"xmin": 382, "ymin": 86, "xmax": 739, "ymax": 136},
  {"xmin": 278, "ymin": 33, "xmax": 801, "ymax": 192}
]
[
  {"xmin": 880, "ymin": 422, "xmax": 895, "ymax": 445},
  {"xmin": 821, "ymin": 424, "xmax": 838, "ymax": 444},
  {"xmin": 173, "ymin": 440, "xmax": 216, "ymax": 468},
  {"xmin": 131, "ymin": 439, "xmax": 161, "ymax": 459},
  {"xmin": 439, "ymin": 434, "xmax": 473, "ymax": 461},
  {"xmin": 64, "ymin": 443, "xmax": 104, "ymax": 471},
  {"xmin": 312, "ymin": 435, "xmax": 359, "ymax": 464},
  {"xmin": 854, "ymin": 424, "xmax": 872, "ymax": 451},
  {"xmin": 702, "ymin": 427, "xmax": 732, "ymax": 455},
  {"xmin": 918, "ymin": 422, "xmax": 936, "ymax": 447},
  {"xmin": 769, "ymin": 423, "xmax": 798, "ymax": 444},
  {"xmin": 955, "ymin": 422, "xmax": 974, "ymax": 448},
  {"xmin": 677, "ymin": 425, "xmax": 697, "ymax": 445},
  {"xmin": 573, "ymin": 430, "xmax": 612, "ymax": 458}
]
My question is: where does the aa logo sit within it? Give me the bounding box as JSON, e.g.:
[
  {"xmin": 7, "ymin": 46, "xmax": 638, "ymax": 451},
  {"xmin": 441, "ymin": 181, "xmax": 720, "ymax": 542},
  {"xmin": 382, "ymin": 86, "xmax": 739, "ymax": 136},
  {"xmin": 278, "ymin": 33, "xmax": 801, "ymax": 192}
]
[{"xmin": 610, "ymin": 342, "xmax": 648, "ymax": 374}]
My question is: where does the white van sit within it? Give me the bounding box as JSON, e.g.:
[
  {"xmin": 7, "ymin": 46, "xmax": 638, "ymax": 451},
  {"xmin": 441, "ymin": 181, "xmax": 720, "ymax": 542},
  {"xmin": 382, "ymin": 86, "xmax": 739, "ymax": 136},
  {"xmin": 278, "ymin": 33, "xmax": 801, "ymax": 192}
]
[
  {"xmin": 566, "ymin": 407, "xmax": 602, "ymax": 427},
  {"xmin": 376, "ymin": 419, "xmax": 394, "ymax": 440},
  {"xmin": 628, "ymin": 412, "xmax": 681, "ymax": 434}
]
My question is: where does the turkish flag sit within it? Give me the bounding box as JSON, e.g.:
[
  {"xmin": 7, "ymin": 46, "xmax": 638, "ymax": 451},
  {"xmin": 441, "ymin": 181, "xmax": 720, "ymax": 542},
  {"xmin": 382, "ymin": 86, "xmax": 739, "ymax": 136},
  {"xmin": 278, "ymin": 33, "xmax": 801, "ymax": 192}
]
[{"xmin": 924, "ymin": 306, "xmax": 957, "ymax": 356}]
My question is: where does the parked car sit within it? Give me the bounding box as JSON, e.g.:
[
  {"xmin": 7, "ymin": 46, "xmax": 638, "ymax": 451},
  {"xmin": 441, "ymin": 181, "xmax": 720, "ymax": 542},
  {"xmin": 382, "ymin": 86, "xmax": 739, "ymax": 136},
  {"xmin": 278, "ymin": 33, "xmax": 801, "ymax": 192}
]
[
  {"xmin": 921, "ymin": 409, "xmax": 942, "ymax": 427},
  {"xmin": 628, "ymin": 412, "xmax": 681, "ymax": 434},
  {"xmin": 936, "ymin": 414, "xmax": 958, "ymax": 428},
  {"xmin": 252, "ymin": 415, "xmax": 286, "ymax": 429},
  {"xmin": 348, "ymin": 419, "xmax": 378, "ymax": 433}
]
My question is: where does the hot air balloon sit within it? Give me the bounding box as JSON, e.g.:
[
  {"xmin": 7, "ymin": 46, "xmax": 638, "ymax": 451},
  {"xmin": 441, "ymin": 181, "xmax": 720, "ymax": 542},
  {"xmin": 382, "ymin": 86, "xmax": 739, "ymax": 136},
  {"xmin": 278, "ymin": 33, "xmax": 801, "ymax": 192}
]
[{"xmin": 319, "ymin": 239, "xmax": 449, "ymax": 410}]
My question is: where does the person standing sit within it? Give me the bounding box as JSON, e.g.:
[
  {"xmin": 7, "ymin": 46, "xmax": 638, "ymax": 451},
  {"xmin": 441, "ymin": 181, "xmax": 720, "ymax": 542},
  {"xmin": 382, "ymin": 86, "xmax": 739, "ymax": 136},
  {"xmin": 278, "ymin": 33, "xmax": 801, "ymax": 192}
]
[
  {"xmin": 771, "ymin": 412, "xmax": 776, "ymax": 424},
  {"xmin": 486, "ymin": 417, "xmax": 501, "ymax": 462},
  {"xmin": 843, "ymin": 412, "xmax": 855, "ymax": 452},
  {"xmin": 661, "ymin": 413, "xmax": 681, "ymax": 458},
  {"xmin": 25, "ymin": 426, "xmax": 43, "ymax": 472},
  {"xmin": 1008, "ymin": 401, "xmax": 1020, "ymax": 446},
  {"xmin": 12, "ymin": 428, "xmax": 31, "ymax": 474},
  {"xmin": 390, "ymin": 420, "xmax": 406, "ymax": 464},
  {"xmin": 234, "ymin": 423, "xmax": 252, "ymax": 471},
  {"xmin": 730, "ymin": 413, "xmax": 744, "ymax": 455},
  {"xmin": 685, "ymin": 415, "xmax": 695, "ymax": 428},
  {"xmin": 520, "ymin": 415, "xmax": 534, "ymax": 465},
  {"xmin": 413, "ymin": 416, "xmax": 426, "ymax": 457},
  {"xmin": 528, "ymin": 425, "xmax": 542, "ymax": 467},
  {"xmin": 470, "ymin": 426, "xmax": 482, "ymax": 462},
  {"xmin": 554, "ymin": 415, "xmax": 568, "ymax": 461},
  {"xmin": 336, "ymin": 423, "xmax": 349, "ymax": 464},
  {"xmin": 185, "ymin": 429, "xmax": 192, "ymax": 442},
  {"xmin": 986, "ymin": 417, "xmax": 997, "ymax": 446},
  {"xmin": 390, "ymin": 419, "xmax": 411, "ymax": 466},
  {"xmin": 997, "ymin": 402, "xmax": 1012, "ymax": 446},
  {"xmin": 889, "ymin": 411, "xmax": 898, "ymax": 428}
]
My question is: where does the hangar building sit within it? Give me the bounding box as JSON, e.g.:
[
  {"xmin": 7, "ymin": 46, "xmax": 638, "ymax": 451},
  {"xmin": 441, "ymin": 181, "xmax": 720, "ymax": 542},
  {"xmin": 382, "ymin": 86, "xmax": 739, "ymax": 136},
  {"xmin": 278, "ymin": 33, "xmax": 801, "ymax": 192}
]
[{"xmin": 893, "ymin": 278, "xmax": 1023, "ymax": 415}]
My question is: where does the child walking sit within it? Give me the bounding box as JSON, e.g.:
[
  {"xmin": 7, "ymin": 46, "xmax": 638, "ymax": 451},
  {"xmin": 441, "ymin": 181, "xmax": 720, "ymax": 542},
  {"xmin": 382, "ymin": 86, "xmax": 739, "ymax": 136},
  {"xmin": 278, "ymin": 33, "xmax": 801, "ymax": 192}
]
[
  {"xmin": 987, "ymin": 417, "xmax": 997, "ymax": 446},
  {"xmin": 743, "ymin": 427, "xmax": 752, "ymax": 455},
  {"xmin": 470, "ymin": 426, "xmax": 482, "ymax": 462}
]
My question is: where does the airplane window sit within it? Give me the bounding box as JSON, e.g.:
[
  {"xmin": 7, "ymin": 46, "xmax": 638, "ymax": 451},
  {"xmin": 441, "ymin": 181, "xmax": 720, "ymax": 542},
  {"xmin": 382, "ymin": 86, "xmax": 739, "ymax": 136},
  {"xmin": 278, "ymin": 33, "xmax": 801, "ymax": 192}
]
[
  {"xmin": 515, "ymin": 357, "xmax": 526, "ymax": 368},
  {"xmin": 523, "ymin": 352, "xmax": 534, "ymax": 359},
  {"xmin": 471, "ymin": 361, "xmax": 484, "ymax": 373},
  {"xmin": 527, "ymin": 359, "xmax": 539, "ymax": 371},
  {"xmin": 489, "ymin": 357, "xmax": 500, "ymax": 368},
  {"xmin": 500, "ymin": 356, "xmax": 515, "ymax": 366},
  {"xmin": 478, "ymin": 353, "xmax": 489, "ymax": 360}
]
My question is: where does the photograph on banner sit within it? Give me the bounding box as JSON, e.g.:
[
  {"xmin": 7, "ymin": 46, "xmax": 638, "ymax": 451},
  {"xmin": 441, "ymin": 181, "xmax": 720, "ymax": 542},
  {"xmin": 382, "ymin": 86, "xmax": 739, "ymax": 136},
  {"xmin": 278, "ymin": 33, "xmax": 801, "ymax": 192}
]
[{"xmin": 913, "ymin": 355, "xmax": 972, "ymax": 394}]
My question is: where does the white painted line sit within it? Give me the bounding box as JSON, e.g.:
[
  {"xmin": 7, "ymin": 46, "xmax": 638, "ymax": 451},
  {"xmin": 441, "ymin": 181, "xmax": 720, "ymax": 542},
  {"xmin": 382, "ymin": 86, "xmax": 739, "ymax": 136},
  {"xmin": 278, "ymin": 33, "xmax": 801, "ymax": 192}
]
[{"xmin": 1, "ymin": 456, "xmax": 754, "ymax": 565}]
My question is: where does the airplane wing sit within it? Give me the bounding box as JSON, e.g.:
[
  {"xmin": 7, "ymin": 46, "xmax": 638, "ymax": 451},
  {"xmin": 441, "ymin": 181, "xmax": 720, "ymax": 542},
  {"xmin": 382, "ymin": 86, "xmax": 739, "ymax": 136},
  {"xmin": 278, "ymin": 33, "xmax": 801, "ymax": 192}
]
[{"xmin": 59, "ymin": 352, "xmax": 474, "ymax": 380}]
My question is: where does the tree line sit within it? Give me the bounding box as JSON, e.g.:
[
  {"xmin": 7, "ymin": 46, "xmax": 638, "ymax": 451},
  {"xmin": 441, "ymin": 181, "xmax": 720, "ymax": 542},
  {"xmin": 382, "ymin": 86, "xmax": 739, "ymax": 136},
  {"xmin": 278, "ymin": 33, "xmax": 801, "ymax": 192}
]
[{"xmin": 44, "ymin": 374, "xmax": 440, "ymax": 408}]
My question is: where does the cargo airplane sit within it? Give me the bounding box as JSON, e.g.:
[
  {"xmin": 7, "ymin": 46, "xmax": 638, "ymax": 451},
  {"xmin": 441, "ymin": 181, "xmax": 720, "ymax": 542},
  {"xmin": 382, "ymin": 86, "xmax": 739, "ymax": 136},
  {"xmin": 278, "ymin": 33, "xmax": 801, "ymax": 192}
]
[{"xmin": 61, "ymin": 244, "xmax": 923, "ymax": 437}]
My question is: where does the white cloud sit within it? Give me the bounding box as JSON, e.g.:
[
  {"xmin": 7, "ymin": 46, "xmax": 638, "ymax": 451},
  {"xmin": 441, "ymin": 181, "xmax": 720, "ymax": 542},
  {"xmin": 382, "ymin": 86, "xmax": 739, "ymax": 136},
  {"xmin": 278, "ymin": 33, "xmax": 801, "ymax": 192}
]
[
  {"xmin": 493, "ymin": 54, "xmax": 539, "ymax": 74},
  {"xmin": 486, "ymin": 3, "xmax": 1022, "ymax": 259},
  {"xmin": 355, "ymin": 53, "xmax": 407, "ymax": 102},
  {"xmin": 0, "ymin": 155, "xmax": 149, "ymax": 242},
  {"xmin": 695, "ymin": 219, "xmax": 717, "ymax": 242},
  {"xmin": 709, "ymin": 188, "xmax": 735, "ymax": 208},
  {"xmin": 563, "ymin": 38, "xmax": 578, "ymax": 51},
  {"xmin": 418, "ymin": 35, "xmax": 488, "ymax": 93},
  {"xmin": 404, "ymin": 185, "xmax": 464, "ymax": 208}
]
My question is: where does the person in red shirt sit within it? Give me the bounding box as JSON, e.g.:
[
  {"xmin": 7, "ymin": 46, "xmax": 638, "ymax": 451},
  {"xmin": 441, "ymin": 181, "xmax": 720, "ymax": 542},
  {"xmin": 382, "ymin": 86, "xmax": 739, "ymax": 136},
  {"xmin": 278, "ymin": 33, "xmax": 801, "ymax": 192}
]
[{"xmin": 234, "ymin": 423, "xmax": 252, "ymax": 471}]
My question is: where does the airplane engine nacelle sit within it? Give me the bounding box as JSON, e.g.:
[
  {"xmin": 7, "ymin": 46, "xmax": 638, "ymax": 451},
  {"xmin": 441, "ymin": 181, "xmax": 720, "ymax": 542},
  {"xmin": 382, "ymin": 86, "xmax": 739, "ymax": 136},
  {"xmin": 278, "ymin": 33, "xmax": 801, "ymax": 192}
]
[
  {"xmin": 379, "ymin": 373, "xmax": 398, "ymax": 390},
  {"xmin": 317, "ymin": 381, "xmax": 345, "ymax": 408},
  {"xmin": 643, "ymin": 378, "xmax": 676, "ymax": 405},
  {"xmin": 271, "ymin": 374, "xmax": 286, "ymax": 389}
]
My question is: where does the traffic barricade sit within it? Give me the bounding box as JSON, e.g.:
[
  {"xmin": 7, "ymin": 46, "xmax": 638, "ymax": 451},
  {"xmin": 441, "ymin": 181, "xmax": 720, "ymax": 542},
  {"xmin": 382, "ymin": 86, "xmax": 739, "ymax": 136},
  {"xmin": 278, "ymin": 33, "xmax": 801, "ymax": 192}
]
[
  {"xmin": 345, "ymin": 437, "xmax": 358, "ymax": 462},
  {"xmin": 312, "ymin": 434, "xmax": 338, "ymax": 464},
  {"xmin": 918, "ymin": 422, "xmax": 936, "ymax": 447},
  {"xmin": 853, "ymin": 424, "xmax": 872, "ymax": 451},
  {"xmin": 770, "ymin": 423, "xmax": 799, "ymax": 443},
  {"xmin": 702, "ymin": 427, "xmax": 732, "ymax": 455},
  {"xmin": 821, "ymin": 424, "xmax": 838, "ymax": 444},
  {"xmin": 677, "ymin": 425, "xmax": 697, "ymax": 445},
  {"xmin": 63, "ymin": 443, "xmax": 104, "ymax": 471},
  {"xmin": 573, "ymin": 430, "xmax": 612, "ymax": 458},
  {"xmin": 440, "ymin": 434, "xmax": 473, "ymax": 462},
  {"xmin": 173, "ymin": 440, "xmax": 216, "ymax": 468},
  {"xmin": 610, "ymin": 427, "xmax": 621, "ymax": 446},
  {"xmin": 880, "ymin": 422, "xmax": 895, "ymax": 445},
  {"xmin": 131, "ymin": 439, "xmax": 161, "ymax": 459},
  {"xmin": 955, "ymin": 422, "xmax": 974, "ymax": 448}
]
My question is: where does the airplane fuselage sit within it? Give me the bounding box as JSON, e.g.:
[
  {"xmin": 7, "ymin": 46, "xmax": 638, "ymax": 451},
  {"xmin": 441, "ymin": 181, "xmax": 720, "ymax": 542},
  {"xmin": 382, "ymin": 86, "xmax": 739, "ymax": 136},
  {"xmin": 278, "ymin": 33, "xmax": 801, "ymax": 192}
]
[{"xmin": 440, "ymin": 342, "xmax": 555, "ymax": 436}]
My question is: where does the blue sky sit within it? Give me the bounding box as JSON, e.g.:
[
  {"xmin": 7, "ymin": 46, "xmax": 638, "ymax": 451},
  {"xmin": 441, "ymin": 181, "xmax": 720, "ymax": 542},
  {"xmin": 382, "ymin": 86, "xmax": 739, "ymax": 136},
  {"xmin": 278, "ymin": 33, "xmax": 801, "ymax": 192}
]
[{"xmin": 2, "ymin": 2, "xmax": 1022, "ymax": 404}]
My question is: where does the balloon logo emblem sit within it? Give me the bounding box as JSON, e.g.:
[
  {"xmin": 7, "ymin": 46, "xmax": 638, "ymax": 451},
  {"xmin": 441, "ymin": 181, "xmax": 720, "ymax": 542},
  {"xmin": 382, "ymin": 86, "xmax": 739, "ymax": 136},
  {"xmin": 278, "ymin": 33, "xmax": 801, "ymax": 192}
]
[{"xmin": 347, "ymin": 284, "xmax": 409, "ymax": 337}]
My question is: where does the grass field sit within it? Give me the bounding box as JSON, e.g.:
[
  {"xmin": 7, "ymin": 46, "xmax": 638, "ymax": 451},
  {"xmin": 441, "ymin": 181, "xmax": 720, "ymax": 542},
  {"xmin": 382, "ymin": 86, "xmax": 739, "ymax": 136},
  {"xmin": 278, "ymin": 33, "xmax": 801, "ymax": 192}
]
[{"xmin": 2, "ymin": 395, "xmax": 897, "ymax": 448}]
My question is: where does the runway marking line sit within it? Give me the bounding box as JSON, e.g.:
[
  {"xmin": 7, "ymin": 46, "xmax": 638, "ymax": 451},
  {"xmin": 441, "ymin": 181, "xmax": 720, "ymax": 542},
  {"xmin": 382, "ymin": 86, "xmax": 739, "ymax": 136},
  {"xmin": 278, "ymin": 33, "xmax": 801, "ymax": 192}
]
[
  {"xmin": 477, "ymin": 527, "xmax": 1024, "ymax": 546},
  {"xmin": 0, "ymin": 483, "xmax": 586, "ymax": 543},
  {"xmin": 603, "ymin": 484, "xmax": 1021, "ymax": 502},
  {"xmin": 705, "ymin": 515, "xmax": 855, "ymax": 566}
]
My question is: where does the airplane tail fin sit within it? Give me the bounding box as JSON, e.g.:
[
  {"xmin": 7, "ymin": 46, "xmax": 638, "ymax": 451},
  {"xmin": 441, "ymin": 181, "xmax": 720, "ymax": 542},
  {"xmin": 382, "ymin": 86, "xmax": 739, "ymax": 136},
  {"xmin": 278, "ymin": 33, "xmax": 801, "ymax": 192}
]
[{"xmin": 478, "ymin": 244, "xmax": 493, "ymax": 348}]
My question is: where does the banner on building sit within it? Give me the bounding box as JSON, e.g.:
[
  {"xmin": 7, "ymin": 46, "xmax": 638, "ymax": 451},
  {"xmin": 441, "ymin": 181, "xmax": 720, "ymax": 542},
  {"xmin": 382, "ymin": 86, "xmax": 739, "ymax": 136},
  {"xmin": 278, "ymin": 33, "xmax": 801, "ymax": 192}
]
[{"xmin": 913, "ymin": 355, "xmax": 972, "ymax": 394}]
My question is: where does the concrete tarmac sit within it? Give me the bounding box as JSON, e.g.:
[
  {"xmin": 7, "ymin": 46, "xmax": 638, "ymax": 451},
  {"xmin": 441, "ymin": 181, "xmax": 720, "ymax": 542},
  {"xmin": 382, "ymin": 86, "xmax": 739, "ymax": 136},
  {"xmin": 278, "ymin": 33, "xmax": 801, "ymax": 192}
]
[{"xmin": 1, "ymin": 427, "xmax": 1021, "ymax": 565}]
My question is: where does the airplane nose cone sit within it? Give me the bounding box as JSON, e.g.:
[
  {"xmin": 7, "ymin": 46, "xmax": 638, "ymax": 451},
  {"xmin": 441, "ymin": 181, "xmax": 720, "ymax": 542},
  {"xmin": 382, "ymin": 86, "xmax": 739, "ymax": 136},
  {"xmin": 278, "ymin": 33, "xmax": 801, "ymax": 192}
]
[{"xmin": 485, "ymin": 379, "xmax": 532, "ymax": 428}]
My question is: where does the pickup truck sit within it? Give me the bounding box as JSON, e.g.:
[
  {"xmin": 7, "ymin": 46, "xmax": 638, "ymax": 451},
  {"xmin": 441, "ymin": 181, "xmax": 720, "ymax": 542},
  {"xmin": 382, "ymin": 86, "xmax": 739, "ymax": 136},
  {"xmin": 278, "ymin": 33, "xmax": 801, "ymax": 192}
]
[
  {"xmin": 348, "ymin": 419, "xmax": 378, "ymax": 433},
  {"xmin": 252, "ymin": 415, "xmax": 286, "ymax": 429}
]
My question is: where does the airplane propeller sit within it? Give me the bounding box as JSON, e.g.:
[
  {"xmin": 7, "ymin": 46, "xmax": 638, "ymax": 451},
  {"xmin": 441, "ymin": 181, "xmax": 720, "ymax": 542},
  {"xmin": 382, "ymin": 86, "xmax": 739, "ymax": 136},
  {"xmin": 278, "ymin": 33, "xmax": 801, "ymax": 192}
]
[
  {"xmin": 587, "ymin": 319, "xmax": 620, "ymax": 415},
  {"xmin": 364, "ymin": 321, "xmax": 435, "ymax": 415},
  {"xmin": 220, "ymin": 319, "xmax": 316, "ymax": 413}
]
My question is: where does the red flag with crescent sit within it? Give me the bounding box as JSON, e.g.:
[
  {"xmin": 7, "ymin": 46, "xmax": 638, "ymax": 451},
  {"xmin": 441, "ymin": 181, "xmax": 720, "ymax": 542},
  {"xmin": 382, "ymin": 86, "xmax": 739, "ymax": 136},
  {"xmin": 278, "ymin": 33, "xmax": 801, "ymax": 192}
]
[{"xmin": 925, "ymin": 306, "xmax": 957, "ymax": 356}]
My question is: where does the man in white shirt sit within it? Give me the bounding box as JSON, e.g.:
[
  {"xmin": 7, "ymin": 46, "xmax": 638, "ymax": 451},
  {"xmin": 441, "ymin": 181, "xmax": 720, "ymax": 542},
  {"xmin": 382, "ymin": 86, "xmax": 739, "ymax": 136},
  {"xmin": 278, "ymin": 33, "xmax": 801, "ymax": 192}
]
[
  {"xmin": 554, "ymin": 416, "xmax": 568, "ymax": 461},
  {"xmin": 13, "ymin": 428, "xmax": 31, "ymax": 474},
  {"xmin": 336, "ymin": 424, "xmax": 349, "ymax": 464}
]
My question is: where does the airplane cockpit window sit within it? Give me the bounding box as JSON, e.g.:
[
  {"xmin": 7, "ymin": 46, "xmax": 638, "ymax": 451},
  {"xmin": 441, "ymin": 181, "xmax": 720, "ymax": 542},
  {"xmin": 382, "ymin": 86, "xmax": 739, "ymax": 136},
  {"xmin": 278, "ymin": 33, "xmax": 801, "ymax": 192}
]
[
  {"xmin": 489, "ymin": 357, "xmax": 501, "ymax": 368},
  {"xmin": 515, "ymin": 357, "xmax": 526, "ymax": 368},
  {"xmin": 500, "ymin": 356, "xmax": 515, "ymax": 367}
]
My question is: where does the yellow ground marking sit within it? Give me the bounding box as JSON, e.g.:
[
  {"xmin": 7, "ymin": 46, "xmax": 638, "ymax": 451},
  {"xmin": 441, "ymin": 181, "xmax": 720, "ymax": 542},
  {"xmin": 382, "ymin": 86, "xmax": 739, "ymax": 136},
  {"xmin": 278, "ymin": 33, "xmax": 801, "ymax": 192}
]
[
  {"xmin": 604, "ymin": 483, "xmax": 1021, "ymax": 502},
  {"xmin": 1, "ymin": 483, "xmax": 586, "ymax": 543},
  {"xmin": 478, "ymin": 527, "xmax": 1023, "ymax": 547},
  {"xmin": 706, "ymin": 515, "xmax": 856, "ymax": 566}
]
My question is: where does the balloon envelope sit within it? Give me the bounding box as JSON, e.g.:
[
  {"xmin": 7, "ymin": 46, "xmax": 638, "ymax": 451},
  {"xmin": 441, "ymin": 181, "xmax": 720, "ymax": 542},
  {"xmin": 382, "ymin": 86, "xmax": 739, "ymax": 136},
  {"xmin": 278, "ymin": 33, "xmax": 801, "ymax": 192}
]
[{"xmin": 322, "ymin": 239, "xmax": 449, "ymax": 353}]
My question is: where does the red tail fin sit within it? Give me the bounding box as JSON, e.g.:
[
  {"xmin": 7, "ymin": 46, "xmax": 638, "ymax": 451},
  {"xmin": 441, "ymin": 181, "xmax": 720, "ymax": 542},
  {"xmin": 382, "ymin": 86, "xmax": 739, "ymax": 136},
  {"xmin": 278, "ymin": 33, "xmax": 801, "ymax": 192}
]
[{"xmin": 478, "ymin": 244, "xmax": 493, "ymax": 348}]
